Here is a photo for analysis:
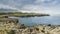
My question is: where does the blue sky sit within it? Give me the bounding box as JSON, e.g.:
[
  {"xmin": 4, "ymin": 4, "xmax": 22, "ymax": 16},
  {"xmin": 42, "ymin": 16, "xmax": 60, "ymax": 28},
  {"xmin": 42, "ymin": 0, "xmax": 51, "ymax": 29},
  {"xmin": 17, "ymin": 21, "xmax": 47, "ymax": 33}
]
[{"xmin": 0, "ymin": 0, "xmax": 60, "ymax": 15}]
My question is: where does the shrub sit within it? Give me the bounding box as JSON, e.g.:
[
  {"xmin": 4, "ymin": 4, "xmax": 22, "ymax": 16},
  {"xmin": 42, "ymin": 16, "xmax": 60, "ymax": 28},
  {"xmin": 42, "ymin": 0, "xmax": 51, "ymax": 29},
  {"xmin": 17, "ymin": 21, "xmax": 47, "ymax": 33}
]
[
  {"xmin": 7, "ymin": 30, "xmax": 15, "ymax": 34},
  {"xmin": 4, "ymin": 16, "xmax": 8, "ymax": 18},
  {"xmin": 29, "ymin": 29, "xmax": 33, "ymax": 32},
  {"xmin": 35, "ymin": 28, "xmax": 39, "ymax": 31},
  {"xmin": 19, "ymin": 24, "xmax": 27, "ymax": 29},
  {"xmin": 47, "ymin": 24, "xmax": 51, "ymax": 26},
  {"xmin": 41, "ymin": 30, "xmax": 45, "ymax": 33}
]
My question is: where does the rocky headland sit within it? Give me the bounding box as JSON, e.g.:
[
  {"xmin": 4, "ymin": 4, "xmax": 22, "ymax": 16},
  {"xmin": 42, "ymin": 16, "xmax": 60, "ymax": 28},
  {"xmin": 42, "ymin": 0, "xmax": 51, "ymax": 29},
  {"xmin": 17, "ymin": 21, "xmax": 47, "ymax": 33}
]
[{"xmin": 0, "ymin": 12, "xmax": 49, "ymax": 17}]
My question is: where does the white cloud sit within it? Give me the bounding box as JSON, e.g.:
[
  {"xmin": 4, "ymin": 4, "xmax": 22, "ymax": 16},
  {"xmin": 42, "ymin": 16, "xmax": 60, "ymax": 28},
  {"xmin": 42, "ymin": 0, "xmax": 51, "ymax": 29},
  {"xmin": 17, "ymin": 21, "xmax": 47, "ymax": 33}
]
[
  {"xmin": 0, "ymin": 0, "xmax": 60, "ymax": 16},
  {"xmin": 34, "ymin": 0, "xmax": 60, "ymax": 5},
  {"xmin": 0, "ymin": 4, "xmax": 20, "ymax": 11},
  {"xmin": 20, "ymin": 3, "xmax": 60, "ymax": 16}
]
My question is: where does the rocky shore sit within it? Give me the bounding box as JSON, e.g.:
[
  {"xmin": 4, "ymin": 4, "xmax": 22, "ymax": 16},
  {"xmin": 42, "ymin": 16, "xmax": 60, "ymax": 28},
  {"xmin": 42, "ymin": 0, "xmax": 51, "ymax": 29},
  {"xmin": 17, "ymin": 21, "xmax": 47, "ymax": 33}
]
[{"xmin": 0, "ymin": 18, "xmax": 60, "ymax": 34}]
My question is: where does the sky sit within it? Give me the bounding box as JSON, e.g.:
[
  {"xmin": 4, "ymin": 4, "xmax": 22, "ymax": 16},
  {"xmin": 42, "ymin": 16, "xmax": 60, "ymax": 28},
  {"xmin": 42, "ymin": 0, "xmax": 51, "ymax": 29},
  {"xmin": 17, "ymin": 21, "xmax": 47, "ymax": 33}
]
[{"xmin": 0, "ymin": 0, "xmax": 60, "ymax": 16}]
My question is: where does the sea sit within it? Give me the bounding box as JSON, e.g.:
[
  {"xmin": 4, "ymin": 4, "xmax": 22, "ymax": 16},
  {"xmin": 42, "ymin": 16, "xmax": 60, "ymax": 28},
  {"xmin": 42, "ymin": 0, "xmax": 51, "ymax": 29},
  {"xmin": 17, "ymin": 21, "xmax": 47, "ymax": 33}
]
[{"xmin": 14, "ymin": 15, "xmax": 60, "ymax": 26}]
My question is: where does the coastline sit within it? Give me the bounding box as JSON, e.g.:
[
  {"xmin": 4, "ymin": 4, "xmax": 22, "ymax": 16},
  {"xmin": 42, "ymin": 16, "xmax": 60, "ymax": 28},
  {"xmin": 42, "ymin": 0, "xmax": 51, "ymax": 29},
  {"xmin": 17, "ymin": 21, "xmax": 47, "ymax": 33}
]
[
  {"xmin": 0, "ymin": 18, "xmax": 60, "ymax": 34},
  {"xmin": 0, "ymin": 12, "xmax": 60, "ymax": 34},
  {"xmin": 0, "ymin": 12, "xmax": 49, "ymax": 17}
]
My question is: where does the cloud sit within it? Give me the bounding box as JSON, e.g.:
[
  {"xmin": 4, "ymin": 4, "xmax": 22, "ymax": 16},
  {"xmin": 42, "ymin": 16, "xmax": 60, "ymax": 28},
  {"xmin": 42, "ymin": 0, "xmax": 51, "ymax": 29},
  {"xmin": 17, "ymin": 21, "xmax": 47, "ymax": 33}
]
[
  {"xmin": 33, "ymin": 0, "xmax": 60, "ymax": 7},
  {"xmin": 0, "ymin": 4, "xmax": 20, "ymax": 11},
  {"xmin": 0, "ymin": 0, "xmax": 60, "ymax": 15}
]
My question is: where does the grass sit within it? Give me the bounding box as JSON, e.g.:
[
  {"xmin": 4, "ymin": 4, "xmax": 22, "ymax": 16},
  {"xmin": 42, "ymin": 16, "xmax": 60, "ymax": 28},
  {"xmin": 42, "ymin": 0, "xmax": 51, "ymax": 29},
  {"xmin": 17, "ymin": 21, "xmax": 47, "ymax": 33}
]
[{"xmin": 0, "ymin": 12, "xmax": 49, "ymax": 17}]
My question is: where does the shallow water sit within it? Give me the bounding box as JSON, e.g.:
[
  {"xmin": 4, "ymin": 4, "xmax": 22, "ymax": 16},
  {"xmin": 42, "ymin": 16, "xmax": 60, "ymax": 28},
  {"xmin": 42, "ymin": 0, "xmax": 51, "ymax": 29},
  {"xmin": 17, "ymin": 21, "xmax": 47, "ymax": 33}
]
[
  {"xmin": 17, "ymin": 16, "xmax": 60, "ymax": 26},
  {"xmin": 9, "ymin": 16, "xmax": 60, "ymax": 26}
]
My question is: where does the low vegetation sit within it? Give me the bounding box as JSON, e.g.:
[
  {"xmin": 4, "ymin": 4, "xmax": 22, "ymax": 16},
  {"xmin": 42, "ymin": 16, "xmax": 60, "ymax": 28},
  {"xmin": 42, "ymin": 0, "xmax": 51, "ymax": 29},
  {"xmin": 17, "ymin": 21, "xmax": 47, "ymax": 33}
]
[{"xmin": 0, "ymin": 12, "xmax": 49, "ymax": 18}]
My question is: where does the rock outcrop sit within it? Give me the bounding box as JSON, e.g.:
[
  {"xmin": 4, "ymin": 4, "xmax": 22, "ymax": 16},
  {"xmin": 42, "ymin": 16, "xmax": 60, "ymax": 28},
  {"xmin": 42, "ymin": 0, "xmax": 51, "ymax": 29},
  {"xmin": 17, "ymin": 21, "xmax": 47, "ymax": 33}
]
[{"xmin": 0, "ymin": 18, "xmax": 60, "ymax": 34}]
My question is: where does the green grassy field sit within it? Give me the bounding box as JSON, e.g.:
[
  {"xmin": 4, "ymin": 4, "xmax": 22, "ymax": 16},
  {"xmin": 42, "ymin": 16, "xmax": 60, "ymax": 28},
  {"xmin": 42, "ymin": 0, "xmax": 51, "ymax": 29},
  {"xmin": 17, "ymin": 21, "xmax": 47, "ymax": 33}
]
[{"xmin": 0, "ymin": 12, "xmax": 49, "ymax": 17}]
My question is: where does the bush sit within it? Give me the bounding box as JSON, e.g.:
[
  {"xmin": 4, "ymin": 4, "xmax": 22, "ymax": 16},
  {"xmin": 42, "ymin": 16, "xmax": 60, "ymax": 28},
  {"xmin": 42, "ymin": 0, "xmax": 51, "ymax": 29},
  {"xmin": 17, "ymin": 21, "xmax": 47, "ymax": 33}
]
[
  {"xmin": 19, "ymin": 24, "xmax": 27, "ymax": 29},
  {"xmin": 7, "ymin": 30, "xmax": 15, "ymax": 34},
  {"xmin": 4, "ymin": 16, "xmax": 8, "ymax": 18},
  {"xmin": 29, "ymin": 29, "xmax": 33, "ymax": 32},
  {"xmin": 35, "ymin": 28, "xmax": 39, "ymax": 31},
  {"xmin": 41, "ymin": 30, "xmax": 45, "ymax": 33},
  {"xmin": 47, "ymin": 24, "xmax": 51, "ymax": 26}
]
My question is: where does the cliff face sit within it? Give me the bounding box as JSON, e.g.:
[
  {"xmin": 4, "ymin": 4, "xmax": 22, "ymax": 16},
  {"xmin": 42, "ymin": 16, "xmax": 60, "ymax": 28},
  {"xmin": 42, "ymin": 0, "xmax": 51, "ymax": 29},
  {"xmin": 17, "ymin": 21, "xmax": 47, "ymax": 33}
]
[{"xmin": 0, "ymin": 18, "xmax": 60, "ymax": 34}]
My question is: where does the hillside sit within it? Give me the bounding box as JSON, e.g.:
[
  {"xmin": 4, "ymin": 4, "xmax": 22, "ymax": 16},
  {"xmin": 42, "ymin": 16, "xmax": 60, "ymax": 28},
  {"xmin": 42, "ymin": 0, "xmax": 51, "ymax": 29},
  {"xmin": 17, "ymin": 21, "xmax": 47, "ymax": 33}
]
[{"xmin": 0, "ymin": 12, "xmax": 49, "ymax": 18}]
